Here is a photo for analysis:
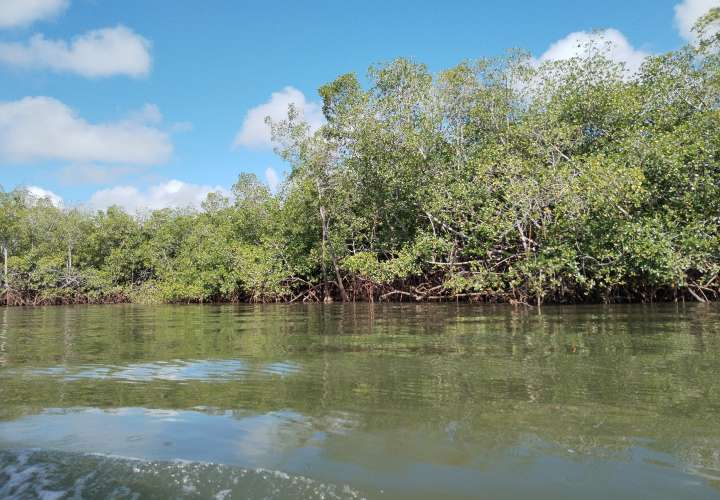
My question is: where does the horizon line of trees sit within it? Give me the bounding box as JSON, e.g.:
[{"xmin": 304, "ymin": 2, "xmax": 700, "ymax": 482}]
[{"xmin": 2, "ymin": 9, "xmax": 720, "ymax": 306}]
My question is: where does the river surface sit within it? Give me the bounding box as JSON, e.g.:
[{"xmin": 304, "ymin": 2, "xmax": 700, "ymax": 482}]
[{"xmin": 0, "ymin": 303, "xmax": 719, "ymax": 499}]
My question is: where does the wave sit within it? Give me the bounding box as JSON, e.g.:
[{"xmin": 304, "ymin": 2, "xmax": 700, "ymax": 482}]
[{"xmin": 0, "ymin": 449, "xmax": 365, "ymax": 500}]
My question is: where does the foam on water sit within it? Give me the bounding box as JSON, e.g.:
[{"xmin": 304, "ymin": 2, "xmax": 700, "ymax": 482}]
[{"xmin": 0, "ymin": 449, "xmax": 365, "ymax": 500}]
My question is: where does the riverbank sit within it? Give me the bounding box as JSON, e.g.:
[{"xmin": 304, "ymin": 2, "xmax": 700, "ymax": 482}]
[{"xmin": 1, "ymin": 281, "xmax": 716, "ymax": 307}]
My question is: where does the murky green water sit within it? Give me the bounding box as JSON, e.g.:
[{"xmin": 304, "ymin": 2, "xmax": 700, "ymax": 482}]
[{"xmin": 1, "ymin": 304, "xmax": 719, "ymax": 499}]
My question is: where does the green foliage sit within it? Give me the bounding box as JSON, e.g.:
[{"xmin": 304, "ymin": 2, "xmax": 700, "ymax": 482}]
[
  {"xmin": 2, "ymin": 10, "xmax": 720, "ymax": 305},
  {"xmin": 342, "ymin": 248, "xmax": 420, "ymax": 285}
]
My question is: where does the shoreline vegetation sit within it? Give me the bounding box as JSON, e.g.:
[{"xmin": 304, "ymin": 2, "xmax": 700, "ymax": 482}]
[{"xmin": 2, "ymin": 10, "xmax": 720, "ymax": 307}]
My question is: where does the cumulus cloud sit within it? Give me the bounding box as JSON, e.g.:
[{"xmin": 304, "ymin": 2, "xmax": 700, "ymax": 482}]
[
  {"xmin": 675, "ymin": 0, "xmax": 720, "ymax": 42},
  {"xmin": 0, "ymin": 0, "xmax": 68, "ymax": 29},
  {"xmin": 26, "ymin": 185, "xmax": 63, "ymax": 206},
  {"xmin": 127, "ymin": 103, "xmax": 163, "ymax": 124},
  {"xmin": 233, "ymin": 86, "xmax": 324, "ymax": 150},
  {"xmin": 0, "ymin": 96, "xmax": 172, "ymax": 165},
  {"xmin": 87, "ymin": 180, "xmax": 229, "ymax": 213},
  {"xmin": 538, "ymin": 28, "xmax": 650, "ymax": 73},
  {"xmin": 265, "ymin": 167, "xmax": 280, "ymax": 192},
  {"xmin": 0, "ymin": 25, "xmax": 151, "ymax": 77}
]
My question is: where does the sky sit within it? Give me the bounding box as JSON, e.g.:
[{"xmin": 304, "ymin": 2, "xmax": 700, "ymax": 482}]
[{"xmin": 0, "ymin": 0, "xmax": 718, "ymax": 212}]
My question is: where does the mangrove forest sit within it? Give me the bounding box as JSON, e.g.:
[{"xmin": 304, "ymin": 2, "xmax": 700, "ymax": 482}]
[{"xmin": 2, "ymin": 10, "xmax": 720, "ymax": 306}]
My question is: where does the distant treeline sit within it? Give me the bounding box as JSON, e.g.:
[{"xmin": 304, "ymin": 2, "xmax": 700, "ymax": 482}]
[{"xmin": 2, "ymin": 10, "xmax": 720, "ymax": 306}]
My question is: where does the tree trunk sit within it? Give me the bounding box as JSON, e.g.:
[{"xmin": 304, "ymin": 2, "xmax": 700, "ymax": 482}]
[
  {"xmin": 320, "ymin": 206, "xmax": 331, "ymax": 302},
  {"xmin": 328, "ymin": 245, "xmax": 349, "ymax": 302},
  {"xmin": 2, "ymin": 244, "xmax": 7, "ymax": 305},
  {"xmin": 320, "ymin": 205, "xmax": 348, "ymax": 302}
]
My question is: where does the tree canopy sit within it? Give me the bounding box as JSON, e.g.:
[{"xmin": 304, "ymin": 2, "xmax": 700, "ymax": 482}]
[{"xmin": 2, "ymin": 17, "xmax": 720, "ymax": 306}]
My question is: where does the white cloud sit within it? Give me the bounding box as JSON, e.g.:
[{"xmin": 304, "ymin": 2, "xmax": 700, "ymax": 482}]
[
  {"xmin": 675, "ymin": 0, "xmax": 720, "ymax": 42},
  {"xmin": 128, "ymin": 103, "xmax": 163, "ymax": 125},
  {"xmin": 538, "ymin": 28, "xmax": 650, "ymax": 74},
  {"xmin": 88, "ymin": 180, "xmax": 229, "ymax": 213},
  {"xmin": 0, "ymin": 25, "xmax": 151, "ymax": 77},
  {"xmin": 26, "ymin": 185, "xmax": 63, "ymax": 206},
  {"xmin": 0, "ymin": 0, "xmax": 68, "ymax": 29},
  {"xmin": 0, "ymin": 96, "xmax": 172, "ymax": 165},
  {"xmin": 265, "ymin": 167, "xmax": 280, "ymax": 192},
  {"xmin": 233, "ymin": 86, "xmax": 324, "ymax": 150}
]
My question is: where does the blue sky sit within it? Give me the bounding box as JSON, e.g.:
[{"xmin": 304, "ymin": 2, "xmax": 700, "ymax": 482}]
[{"xmin": 0, "ymin": 0, "xmax": 716, "ymax": 211}]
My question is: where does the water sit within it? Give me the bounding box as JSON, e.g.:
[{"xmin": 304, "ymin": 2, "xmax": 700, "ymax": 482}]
[{"xmin": 0, "ymin": 303, "xmax": 719, "ymax": 499}]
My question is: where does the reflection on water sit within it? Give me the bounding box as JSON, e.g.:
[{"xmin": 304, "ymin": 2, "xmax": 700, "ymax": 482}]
[
  {"xmin": 0, "ymin": 303, "xmax": 719, "ymax": 499},
  {"xmin": 4, "ymin": 359, "xmax": 303, "ymax": 382}
]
